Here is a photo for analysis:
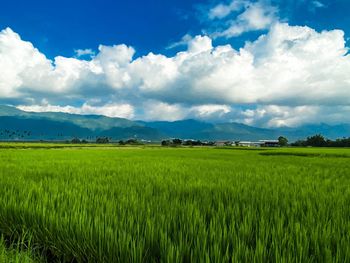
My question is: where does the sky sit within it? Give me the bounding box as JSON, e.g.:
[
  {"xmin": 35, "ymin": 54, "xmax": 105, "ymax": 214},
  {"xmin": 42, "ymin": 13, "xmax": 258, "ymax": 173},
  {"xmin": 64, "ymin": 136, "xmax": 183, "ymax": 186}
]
[{"xmin": 0, "ymin": 0, "xmax": 350, "ymax": 127}]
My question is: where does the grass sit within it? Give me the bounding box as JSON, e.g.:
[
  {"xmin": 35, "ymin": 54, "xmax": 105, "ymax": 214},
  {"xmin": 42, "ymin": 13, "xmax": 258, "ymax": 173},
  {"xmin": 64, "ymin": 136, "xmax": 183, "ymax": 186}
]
[
  {"xmin": 0, "ymin": 142, "xmax": 120, "ymax": 149},
  {"xmin": 0, "ymin": 235, "xmax": 35, "ymax": 263},
  {"xmin": 0, "ymin": 144, "xmax": 349, "ymax": 262},
  {"xmin": 259, "ymin": 148, "xmax": 350, "ymax": 158}
]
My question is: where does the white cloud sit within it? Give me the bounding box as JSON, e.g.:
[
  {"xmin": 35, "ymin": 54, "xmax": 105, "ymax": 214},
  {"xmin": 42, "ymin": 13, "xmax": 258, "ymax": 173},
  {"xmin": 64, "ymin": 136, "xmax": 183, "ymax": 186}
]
[
  {"xmin": 167, "ymin": 34, "xmax": 193, "ymax": 50},
  {"xmin": 141, "ymin": 101, "xmax": 187, "ymax": 121},
  {"xmin": 187, "ymin": 35, "xmax": 213, "ymax": 54},
  {"xmin": 190, "ymin": 104, "xmax": 231, "ymax": 119},
  {"xmin": 312, "ymin": 1, "xmax": 325, "ymax": 8},
  {"xmin": 80, "ymin": 103, "xmax": 135, "ymax": 118},
  {"xmin": 17, "ymin": 102, "xmax": 135, "ymax": 119},
  {"xmin": 0, "ymin": 28, "xmax": 53, "ymax": 97},
  {"xmin": 208, "ymin": 0, "xmax": 247, "ymax": 20},
  {"xmin": 238, "ymin": 105, "xmax": 319, "ymax": 127},
  {"xmin": 74, "ymin": 48, "xmax": 95, "ymax": 58},
  {"xmin": 243, "ymin": 23, "xmax": 350, "ymax": 105},
  {"xmin": 236, "ymin": 105, "xmax": 350, "ymax": 127},
  {"xmin": 209, "ymin": 0, "xmax": 279, "ymax": 38},
  {"xmin": 1, "ymin": 23, "xmax": 350, "ymax": 127},
  {"xmin": 140, "ymin": 101, "xmax": 232, "ymax": 122}
]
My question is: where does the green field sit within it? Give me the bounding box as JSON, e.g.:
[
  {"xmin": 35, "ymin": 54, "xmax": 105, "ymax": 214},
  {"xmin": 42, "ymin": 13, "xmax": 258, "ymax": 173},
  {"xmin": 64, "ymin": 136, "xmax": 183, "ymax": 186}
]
[
  {"xmin": 0, "ymin": 144, "xmax": 349, "ymax": 262},
  {"xmin": 0, "ymin": 235, "xmax": 35, "ymax": 263}
]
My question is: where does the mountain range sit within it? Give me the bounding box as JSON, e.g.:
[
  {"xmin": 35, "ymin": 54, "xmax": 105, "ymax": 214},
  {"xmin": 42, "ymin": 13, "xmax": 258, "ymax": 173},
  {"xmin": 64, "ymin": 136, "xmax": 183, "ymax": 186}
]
[{"xmin": 0, "ymin": 105, "xmax": 349, "ymax": 142}]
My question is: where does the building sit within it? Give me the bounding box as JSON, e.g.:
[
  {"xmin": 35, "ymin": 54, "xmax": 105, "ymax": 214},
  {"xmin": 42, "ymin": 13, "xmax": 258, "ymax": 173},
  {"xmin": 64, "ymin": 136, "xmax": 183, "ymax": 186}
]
[
  {"xmin": 236, "ymin": 140, "xmax": 280, "ymax": 147},
  {"xmin": 259, "ymin": 140, "xmax": 279, "ymax": 147},
  {"xmin": 237, "ymin": 141, "xmax": 262, "ymax": 147},
  {"xmin": 215, "ymin": 141, "xmax": 231, "ymax": 146}
]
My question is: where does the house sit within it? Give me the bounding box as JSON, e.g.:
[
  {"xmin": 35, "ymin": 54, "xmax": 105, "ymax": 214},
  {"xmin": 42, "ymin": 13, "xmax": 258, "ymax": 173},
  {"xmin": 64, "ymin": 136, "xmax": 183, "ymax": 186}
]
[
  {"xmin": 236, "ymin": 140, "xmax": 280, "ymax": 147},
  {"xmin": 215, "ymin": 141, "xmax": 231, "ymax": 146},
  {"xmin": 259, "ymin": 140, "xmax": 280, "ymax": 147},
  {"xmin": 237, "ymin": 141, "xmax": 262, "ymax": 147}
]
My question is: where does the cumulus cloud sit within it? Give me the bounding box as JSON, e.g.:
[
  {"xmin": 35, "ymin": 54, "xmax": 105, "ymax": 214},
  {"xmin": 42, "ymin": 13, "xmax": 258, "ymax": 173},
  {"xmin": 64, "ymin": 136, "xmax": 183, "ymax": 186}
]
[
  {"xmin": 309, "ymin": 1, "xmax": 326, "ymax": 13},
  {"xmin": 236, "ymin": 105, "xmax": 350, "ymax": 127},
  {"xmin": 208, "ymin": 0, "xmax": 279, "ymax": 38},
  {"xmin": 0, "ymin": 28, "xmax": 52, "ymax": 97},
  {"xmin": 140, "ymin": 101, "xmax": 232, "ymax": 122},
  {"xmin": 1, "ymin": 23, "xmax": 350, "ymax": 127},
  {"xmin": 208, "ymin": 0, "xmax": 247, "ymax": 20},
  {"xmin": 167, "ymin": 34, "xmax": 193, "ymax": 50},
  {"xmin": 141, "ymin": 101, "xmax": 187, "ymax": 121},
  {"xmin": 312, "ymin": 1, "xmax": 325, "ymax": 8},
  {"xmin": 74, "ymin": 48, "xmax": 95, "ymax": 58},
  {"xmin": 190, "ymin": 104, "xmax": 231, "ymax": 119},
  {"xmin": 17, "ymin": 102, "xmax": 135, "ymax": 119}
]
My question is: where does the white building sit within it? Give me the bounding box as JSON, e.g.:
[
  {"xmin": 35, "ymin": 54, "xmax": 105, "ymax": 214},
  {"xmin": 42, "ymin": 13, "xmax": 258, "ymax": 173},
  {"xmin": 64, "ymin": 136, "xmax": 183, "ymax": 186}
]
[
  {"xmin": 237, "ymin": 141, "xmax": 263, "ymax": 147},
  {"xmin": 237, "ymin": 140, "xmax": 280, "ymax": 147},
  {"xmin": 259, "ymin": 140, "xmax": 279, "ymax": 147}
]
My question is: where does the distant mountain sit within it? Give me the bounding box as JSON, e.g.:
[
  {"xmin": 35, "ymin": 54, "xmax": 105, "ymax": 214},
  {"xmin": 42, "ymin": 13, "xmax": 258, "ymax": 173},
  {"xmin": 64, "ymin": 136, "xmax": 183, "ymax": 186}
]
[
  {"xmin": 0, "ymin": 116, "xmax": 92, "ymax": 140},
  {"xmin": 278, "ymin": 123, "xmax": 350, "ymax": 141},
  {"xmin": 0, "ymin": 105, "xmax": 349, "ymax": 142},
  {"xmin": 0, "ymin": 105, "xmax": 139, "ymax": 130},
  {"xmin": 208, "ymin": 123, "xmax": 278, "ymax": 141},
  {"xmin": 140, "ymin": 119, "xmax": 214, "ymax": 139},
  {"xmin": 0, "ymin": 105, "xmax": 148, "ymax": 141},
  {"xmin": 143, "ymin": 120, "xmax": 285, "ymax": 141},
  {"xmin": 100, "ymin": 126, "xmax": 164, "ymax": 141},
  {"xmin": 0, "ymin": 105, "xmax": 27, "ymax": 116}
]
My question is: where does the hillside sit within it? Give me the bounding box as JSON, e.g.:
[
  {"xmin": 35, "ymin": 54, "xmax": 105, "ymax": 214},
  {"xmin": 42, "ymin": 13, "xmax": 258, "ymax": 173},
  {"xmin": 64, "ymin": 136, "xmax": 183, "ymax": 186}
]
[{"xmin": 0, "ymin": 105, "xmax": 349, "ymax": 141}]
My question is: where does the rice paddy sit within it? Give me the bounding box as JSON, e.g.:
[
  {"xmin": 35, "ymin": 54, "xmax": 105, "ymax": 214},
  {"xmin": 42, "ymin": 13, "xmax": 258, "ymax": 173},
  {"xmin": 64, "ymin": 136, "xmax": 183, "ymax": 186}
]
[
  {"xmin": 0, "ymin": 235, "xmax": 35, "ymax": 263},
  {"xmin": 0, "ymin": 144, "xmax": 349, "ymax": 262}
]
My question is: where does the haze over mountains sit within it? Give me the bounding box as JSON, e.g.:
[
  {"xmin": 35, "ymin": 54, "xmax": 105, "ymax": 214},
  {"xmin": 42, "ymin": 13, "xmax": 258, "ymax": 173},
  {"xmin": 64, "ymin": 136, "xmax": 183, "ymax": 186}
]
[{"xmin": 0, "ymin": 105, "xmax": 349, "ymax": 142}]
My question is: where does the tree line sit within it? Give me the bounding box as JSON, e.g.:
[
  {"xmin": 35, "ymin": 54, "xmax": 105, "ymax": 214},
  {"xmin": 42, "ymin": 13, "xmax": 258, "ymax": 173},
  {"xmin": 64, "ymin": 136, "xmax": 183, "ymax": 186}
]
[
  {"xmin": 291, "ymin": 134, "xmax": 350, "ymax": 147},
  {"xmin": 161, "ymin": 139, "xmax": 216, "ymax": 147},
  {"xmin": 70, "ymin": 137, "xmax": 145, "ymax": 145}
]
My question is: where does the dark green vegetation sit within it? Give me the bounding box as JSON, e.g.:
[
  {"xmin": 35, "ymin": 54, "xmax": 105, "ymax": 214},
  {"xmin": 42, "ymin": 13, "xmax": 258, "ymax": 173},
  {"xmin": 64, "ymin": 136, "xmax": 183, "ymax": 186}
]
[
  {"xmin": 278, "ymin": 136, "xmax": 288, "ymax": 147},
  {"xmin": 292, "ymin": 134, "xmax": 350, "ymax": 147},
  {"xmin": 0, "ymin": 235, "xmax": 35, "ymax": 262},
  {"xmin": 0, "ymin": 144, "xmax": 349, "ymax": 262},
  {"xmin": 1, "ymin": 105, "xmax": 350, "ymax": 141},
  {"xmin": 161, "ymin": 139, "xmax": 216, "ymax": 147}
]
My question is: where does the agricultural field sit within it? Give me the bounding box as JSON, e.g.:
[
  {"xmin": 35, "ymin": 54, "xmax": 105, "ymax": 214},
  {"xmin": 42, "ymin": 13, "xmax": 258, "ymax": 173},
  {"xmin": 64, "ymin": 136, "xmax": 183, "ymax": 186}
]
[
  {"xmin": 0, "ymin": 144, "xmax": 349, "ymax": 262},
  {"xmin": 0, "ymin": 235, "xmax": 35, "ymax": 263}
]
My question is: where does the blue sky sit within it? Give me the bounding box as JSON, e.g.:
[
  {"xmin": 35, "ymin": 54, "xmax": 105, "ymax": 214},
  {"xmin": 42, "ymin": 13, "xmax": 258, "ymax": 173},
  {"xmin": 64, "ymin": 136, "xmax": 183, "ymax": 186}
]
[
  {"xmin": 1, "ymin": 0, "xmax": 348, "ymax": 57},
  {"xmin": 0, "ymin": 0, "xmax": 350, "ymax": 127},
  {"xmin": 1, "ymin": 0, "xmax": 202, "ymax": 58}
]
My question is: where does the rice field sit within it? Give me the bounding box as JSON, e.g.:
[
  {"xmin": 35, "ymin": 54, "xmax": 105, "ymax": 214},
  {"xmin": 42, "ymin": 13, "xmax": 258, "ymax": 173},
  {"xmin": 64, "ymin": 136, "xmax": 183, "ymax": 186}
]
[
  {"xmin": 0, "ymin": 144, "xmax": 349, "ymax": 262},
  {"xmin": 0, "ymin": 235, "xmax": 35, "ymax": 263}
]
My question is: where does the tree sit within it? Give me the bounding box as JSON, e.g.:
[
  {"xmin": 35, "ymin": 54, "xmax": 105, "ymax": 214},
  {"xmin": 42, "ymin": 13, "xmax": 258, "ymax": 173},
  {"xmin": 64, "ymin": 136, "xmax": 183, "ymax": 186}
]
[
  {"xmin": 172, "ymin": 139, "xmax": 182, "ymax": 145},
  {"xmin": 161, "ymin": 140, "xmax": 171, "ymax": 146},
  {"xmin": 306, "ymin": 134, "xmax": 327, "ymax": 147},
  {"xmin": 278, "ymin": 136, "xmax": 288, "ymax": 147},
  {"xmin": 96, "ymin": 137, "xmax": 110, "ymax": 144},
  {"xmin": 224, "ymin": 141, "xmax": 232, "ymax": 146},
  {"xmin": 126, "ymin": 139, "xmax": 138, "ymax": 145},
  {"xmin": 291, "ymin": 140, "xmax": 307, "ymax": 147},
  {"xmin": 183, "ymin": 140, "xmax": 194, "ymax": 146},
  {"xmin": 71, "ymin": 138, "xmax": 81, "ymax": 144}
]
